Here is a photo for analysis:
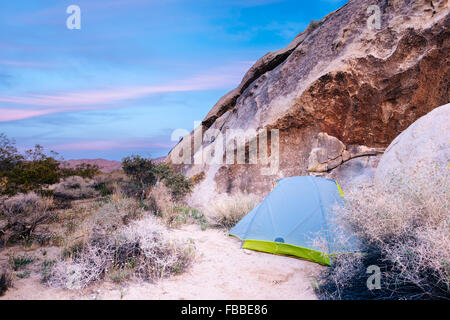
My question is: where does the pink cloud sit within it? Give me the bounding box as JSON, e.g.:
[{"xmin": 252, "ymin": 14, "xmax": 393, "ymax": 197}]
[
  {"xmin": 0, "ymin": 83, "xmax": 213, "ymax": 107},
  {"xmin": 0, "ymin": 73, "xmax": 242, "ymax": 107},
  {"xmin": 0, "ymin": 106, "xmax": 103, "ymax": 122},
  {"xmin": 0, "ymin": 62, "xmax": 252, "ymax": 122},
  {"xmin": 0, "ymin": 109, "xmax": 57, "ymax": 122}
]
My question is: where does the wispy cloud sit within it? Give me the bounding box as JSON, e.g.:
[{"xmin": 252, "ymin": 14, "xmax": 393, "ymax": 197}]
[
  {"xmin": 0, "ymin": 62, "xmax": 252, "ymax": 122},
  {"xmin": 0, "ymin": 109, "xmax": 57, "ymax": 122}
]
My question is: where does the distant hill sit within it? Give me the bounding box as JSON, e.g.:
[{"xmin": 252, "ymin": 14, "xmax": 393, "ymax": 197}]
[
  {"xmin": 61, "ymin": 156, "xmax": 167, "ymax": 173},
  {"xmin": 60, "ymin": 159, "xmax": 122, "ymax": 173}
]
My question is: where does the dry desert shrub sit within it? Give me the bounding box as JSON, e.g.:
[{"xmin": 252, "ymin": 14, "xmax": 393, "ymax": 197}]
[
  {"xmin": 119, "ymin": 217, "xmax": 195, "ymax": 279},
  {"xmin": 0, "ymin": 192, "xmax": 54, "ymax": 245},
  {"xmin": 208, "ymin": 192, "xmax": 260, "ymax": 229},
  {"xmin": 92, "ymin": 171, "xmax": 126, "ymax": 196},
  {"xmin": 46, "ymin": 216, "xmax": 194, "ymax": 290},
  {"xmin": 53, "ymin": 176, "xmax": 98, "ymax": 201},
  {"xmin": 318, "ymin": 160, "xmax": 449, "ymax": 299},
  {"xmin": 61, "ymin": 190, "xmax": 144, "ymax": 254},
  {"xmin": 86, "ymin": 191, "xmax": 143, "ymax": 235}
]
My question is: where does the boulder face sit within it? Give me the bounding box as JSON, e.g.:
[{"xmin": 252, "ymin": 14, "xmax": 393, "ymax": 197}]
[
  {"xmin": 168, "ymin": 0, "xmax": 450, "ymax": 206},
  {"xmin": 375, "ymin": 103, "xmax": 450, "ymax": 185}
]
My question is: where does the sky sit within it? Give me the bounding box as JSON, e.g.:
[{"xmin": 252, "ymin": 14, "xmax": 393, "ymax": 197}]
[{"xmin": 0, "ymin": 0, "xmax": 347, "ymax": 161}]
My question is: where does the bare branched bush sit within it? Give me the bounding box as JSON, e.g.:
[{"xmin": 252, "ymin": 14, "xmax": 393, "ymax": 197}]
[
  {"xmin": 53, "ymin": 176, "xmax": 98, "ymax": 200},
  {"xmin": 119, "ymin": 218, "xmax": 195, "ymax": 279},
  {"xmin": 46, "ymin": 217, "xmax": 194, "ymax": 290},
  {"xmin": 0, "ymin": 192, "xmax": 54, "ymax": 245},
  {"xmin": 47, "ymin": 242, "xmax": 112, "ymax": 289},
  {"xmin": 208, "ymin": 192, "xmax": 260, "ymax": 229},
  {"xmin": 318, "ymin": 160, "xmax": 449, "ymax": 299}
]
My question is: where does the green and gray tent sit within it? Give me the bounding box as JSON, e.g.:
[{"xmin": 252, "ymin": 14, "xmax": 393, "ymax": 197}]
[{"xmin": 229, "ymin": 176, "xmax": 354, "ymax": 265}]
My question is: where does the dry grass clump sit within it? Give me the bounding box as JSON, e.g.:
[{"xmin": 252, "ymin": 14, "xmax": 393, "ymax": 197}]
[
  {"xmin": 45, "ymin": 216, "xmax": 194, "ymax": 290},
  {"xmin": 318, "ymin": 161, "xmax": 449, "ymax": 300},
  {"xmin": 146, "ymin": 183, "xmax": 174, "ymax": 220},
  {"xmin": 86, "ymin": 191, "xmax": 144, "ymax": 236},
  {"xmin": 208, "ymin": 192, "xmax": 260, "ymax": 229},
  {"xmin": 92, "ymin": 171, "xmax": 126, "ymax": 196},
  {"xmin": 0, "ymin": 269, "xmax": 13, "ymax": 296},
  {"xmin": 60, "ymin": 190, "xmax": 144, "ymax": 255},
  {"xmin": 306, "ymin": 19, "xmax": 321, "ymax": 33},
  {"xmin": 145, "ymin": 183, "xmax": 207, "ymax": 229},
  {"xmin": 0, "ymin": 192, "xmax": 54, "ymax": 245},
  {"xmin": 53, "ymin": 176, "xmax": 98, "ymax": 201}
]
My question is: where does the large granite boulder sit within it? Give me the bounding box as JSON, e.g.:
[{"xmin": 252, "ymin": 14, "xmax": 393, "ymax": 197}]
[{"xmin": 375, "ymin": 103, "xmax": 450, "ymax": 185}]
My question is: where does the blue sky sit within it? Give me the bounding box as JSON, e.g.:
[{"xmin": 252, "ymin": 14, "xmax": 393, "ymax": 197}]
[{"xmin": 0, "ymin": 0, "xmax": 347, "ymax": 160}]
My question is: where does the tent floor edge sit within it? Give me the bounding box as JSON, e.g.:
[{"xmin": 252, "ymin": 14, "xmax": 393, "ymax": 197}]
[{"xmin": 242, "ymin": 240, "xmax": 331, "ymax": 266}]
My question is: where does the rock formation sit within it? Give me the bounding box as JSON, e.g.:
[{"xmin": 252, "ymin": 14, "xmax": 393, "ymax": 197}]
[
  {"xmin": 167, "ymin": 0, "xmax": 449, "ymax": 206},
  {"xmin": 375, "ymin": 103, "xmax": 449, "ymax": 185}
]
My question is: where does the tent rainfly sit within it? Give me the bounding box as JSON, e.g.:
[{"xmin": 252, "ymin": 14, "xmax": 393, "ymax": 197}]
[{"xmin": 229, "ymin": 176, "xmax": 353, "ymax": 265}]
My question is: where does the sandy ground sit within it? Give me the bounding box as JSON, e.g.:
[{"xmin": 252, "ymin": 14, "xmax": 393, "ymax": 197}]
[{"xmin": 0, "ymin": 224, "xmax": 321, "ymax": 300}]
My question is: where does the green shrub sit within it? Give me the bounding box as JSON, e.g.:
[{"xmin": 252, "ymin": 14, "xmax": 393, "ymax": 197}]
[
  {"xmin": 40, "ymin": 259, "xmax": 57, "ymax": 282},
  {"xmin": 60, "ymin": 164, "xmax": 101, "ymax": 179},
  {"xmin": 0, "ymin": 134, "xmax": 61, "ymax": 196},
  {"xmin": 9, "ymin": 255, "xmax": 34, "ymax": 271},
  {"xmin": 121, "ymin": 156, "xmax": 193, "ymax": 200},
  {"xmin": 162, "ymin": 170, "xmax": 193, "ymax": 201},
  {"xmin": 0, "ymin": 134, "xmax": 22, "ymax": 173},
  {"xmin": 3, "ymin": 152, "xmax": 60, "ymax": 196},
  {"xmin": 16, "ymin": 271, "xmax": 31, "ymax": 279},
  {"xmin": 0, "ymin": 134, "xmax": 102, "ymax": 196},
  {"xmin": 122, "ymin": 155, "xmax": 157, "ymax": 191}
]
